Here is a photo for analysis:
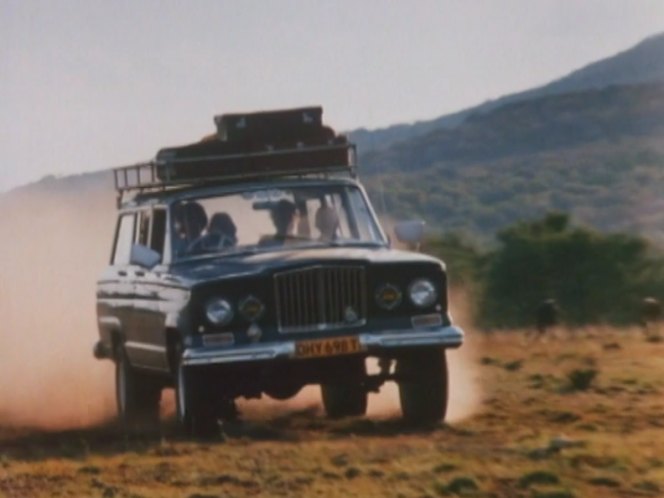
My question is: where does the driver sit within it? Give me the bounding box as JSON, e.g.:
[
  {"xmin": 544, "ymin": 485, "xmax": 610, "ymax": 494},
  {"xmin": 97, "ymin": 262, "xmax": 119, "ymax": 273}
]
[
  {"xmin": 259, "ymin": 199, "xmax": 297, "ymax": 246},
  {"xmin": 273, "ymin": 199, "xmax": 297, "ymax": 237}
]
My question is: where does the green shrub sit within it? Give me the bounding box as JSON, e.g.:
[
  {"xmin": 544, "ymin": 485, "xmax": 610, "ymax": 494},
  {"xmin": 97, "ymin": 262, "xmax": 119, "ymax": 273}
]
[
  {"xmin": 568, "ymin": 369, "xmax": 598, "ymax": 391},
  {"xmin": 518, "ymin": 470, "xmax": 560, "ymax": 488}
]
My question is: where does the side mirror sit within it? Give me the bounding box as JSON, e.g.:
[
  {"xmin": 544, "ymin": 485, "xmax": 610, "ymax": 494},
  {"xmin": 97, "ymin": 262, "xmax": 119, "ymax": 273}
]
[
  {"xmin": 394, "ymin": 220, "xmax": 425, "ymax": 244},
  {"xmin": 130, "ymin": 244, "xmax": 161, "ymax": 269}
]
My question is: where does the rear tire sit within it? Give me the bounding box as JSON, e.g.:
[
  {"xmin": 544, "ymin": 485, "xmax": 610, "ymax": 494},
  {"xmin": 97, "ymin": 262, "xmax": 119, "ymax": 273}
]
[
  {"xmin": 321, "ymin": 357, "xmax": 368, "ymax": 418},
  {"xmin": 397, "ymin": 348, "xmax": 448, "ymax": 425},
  {"xmin": 115, "ymin": 345, "xmax": 161, "ymax": 436},
  {"xmin": 174, "ymin": 344, "xmax": 218, "ymax": 438}
]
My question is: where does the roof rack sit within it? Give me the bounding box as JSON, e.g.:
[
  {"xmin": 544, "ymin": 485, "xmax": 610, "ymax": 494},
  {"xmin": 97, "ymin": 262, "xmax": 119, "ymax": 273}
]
[{"xmin": 112, "ymin": 142, "xmax": 356, "ymax": 207}]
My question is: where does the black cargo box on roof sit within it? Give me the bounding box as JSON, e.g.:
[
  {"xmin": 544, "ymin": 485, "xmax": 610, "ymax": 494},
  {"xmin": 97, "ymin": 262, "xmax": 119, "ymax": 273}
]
[
  {"xmin": 215, "ymin": 107, "xmax": 327, "ymax": 143},
  {"xmin": 154, "ymin": 107, "xmax": 353, "ymax": 182}
]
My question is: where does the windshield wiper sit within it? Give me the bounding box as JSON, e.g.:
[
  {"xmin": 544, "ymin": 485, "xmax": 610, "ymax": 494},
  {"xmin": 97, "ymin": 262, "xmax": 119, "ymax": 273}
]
[
  {"xmin": 316, "ymin": 240, "xmax": 385, "ymax": 248},
  {"xmin": 212, "ymin": 247, "xmax": 262, "ymax": 258},
  {"xmin": 175, "ymin": 247, "xmax": 260, "ymax": 262}
]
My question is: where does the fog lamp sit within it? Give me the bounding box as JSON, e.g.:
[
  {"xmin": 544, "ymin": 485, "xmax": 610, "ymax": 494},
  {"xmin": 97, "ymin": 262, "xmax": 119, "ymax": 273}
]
[
  {"xmin": 375, "ymin": 284, "xmax": 402, "ymax": 310},
  {"xmin": 239, "ymin": 295, "xmax": 265, "ymax": 321}
]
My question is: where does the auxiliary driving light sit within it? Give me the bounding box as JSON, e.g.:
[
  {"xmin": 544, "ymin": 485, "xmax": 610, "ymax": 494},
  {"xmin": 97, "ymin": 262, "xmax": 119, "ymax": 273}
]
[
  {"xmin": 375, "ymin": 283, "xmax": 402, "ymax": 310},
  {"xmin": 239, "ymin": 295, "xmax": 265, "ymax": 321}
]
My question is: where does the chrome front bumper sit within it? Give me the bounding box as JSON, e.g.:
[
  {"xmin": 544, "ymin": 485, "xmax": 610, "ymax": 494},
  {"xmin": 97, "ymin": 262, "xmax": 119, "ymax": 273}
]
[{"xmin": 181, "ymin": 325, "xmax": 464, "ymax": 367}]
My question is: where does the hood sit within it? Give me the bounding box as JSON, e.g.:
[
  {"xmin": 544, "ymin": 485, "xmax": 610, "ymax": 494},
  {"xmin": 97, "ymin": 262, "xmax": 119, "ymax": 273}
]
[{"xmin": 169, "ymin": 246, "xmax": 444, "ymax": 283}]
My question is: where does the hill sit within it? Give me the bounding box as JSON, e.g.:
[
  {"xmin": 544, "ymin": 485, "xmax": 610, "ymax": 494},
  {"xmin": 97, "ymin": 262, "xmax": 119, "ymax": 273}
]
[
  {"xmin": 361, "ymin": 83, "xmax": 664, "ymax": 245},
  {"xmin": 4, "ymin": 36, "xmax": 663, "ymax": 246},
  {"xmin": 349, "ymin": 32, "xmax": 664, "ymax": 153},
  {"xmin": 7, "ymin": 83, "xmax": 664, "ymax": 246}
]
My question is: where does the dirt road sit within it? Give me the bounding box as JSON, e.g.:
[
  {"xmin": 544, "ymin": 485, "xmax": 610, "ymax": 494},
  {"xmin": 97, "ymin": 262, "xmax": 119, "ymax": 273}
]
[{"xmin": 1, "ymin": 329, "xmax": 662, "ymax": 498}]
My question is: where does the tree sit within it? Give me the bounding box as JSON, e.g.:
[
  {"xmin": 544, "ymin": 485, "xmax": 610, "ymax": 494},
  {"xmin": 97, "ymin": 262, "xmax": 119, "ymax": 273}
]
[{"xmin": 478, "ymin": 213, "xmax": 663, "ymax": 328}]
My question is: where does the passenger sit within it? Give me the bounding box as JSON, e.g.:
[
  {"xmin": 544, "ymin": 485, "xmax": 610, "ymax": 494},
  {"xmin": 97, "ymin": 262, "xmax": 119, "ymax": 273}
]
[
  {"xmin": 206, "ymin": 212, "xmax": 238, "ymax": 249},
  {"xmin": 315, "ymin": 204, "xmax": 339, "ymax": 241},
  {"xmin": 172, "ymin": 201, "xmax": 208, "ymax": 256}
]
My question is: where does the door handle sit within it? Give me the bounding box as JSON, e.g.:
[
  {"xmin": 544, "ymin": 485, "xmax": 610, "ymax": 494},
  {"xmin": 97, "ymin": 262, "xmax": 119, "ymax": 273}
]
[
  {"xmin": 135, "ymin": 270, "xmax": 145, "ymax": 277},
  {"xmin": 118, "ymin": 270, "xmax": 128, "ymax": 277}
]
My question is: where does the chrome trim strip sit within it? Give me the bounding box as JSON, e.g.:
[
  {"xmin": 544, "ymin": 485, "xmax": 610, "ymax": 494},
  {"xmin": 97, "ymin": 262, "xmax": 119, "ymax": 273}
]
[
  {"xmin": 359, "ymin": 326, "xmax": 464, "ymax": 348},
  {"xmin": 182, "ymin": 342, "xmax": 296, "ymax": 366},
  {"xmin": 181, "ymin": 326, "xmax": 464, "ymax": 366},
  {"xmin": 273, "ymin": 319, "xmax": 368, "ymax": 334},
  {"xmin": 124, "ymin": 341, "xmax": 167, "ymax": 353}
]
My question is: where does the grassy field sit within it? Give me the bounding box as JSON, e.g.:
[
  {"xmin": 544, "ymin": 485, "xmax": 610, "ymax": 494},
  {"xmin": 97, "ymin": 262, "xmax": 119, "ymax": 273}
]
[{"xmin": 1, "ymin": 328, "xmax": 662, "ymax": 498}]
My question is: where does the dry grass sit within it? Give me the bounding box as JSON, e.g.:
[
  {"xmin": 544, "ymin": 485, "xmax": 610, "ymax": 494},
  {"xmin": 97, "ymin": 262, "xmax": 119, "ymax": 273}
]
[{"xmin": 1, "ymin": 327, "xmax": 663, "ymax": 498}]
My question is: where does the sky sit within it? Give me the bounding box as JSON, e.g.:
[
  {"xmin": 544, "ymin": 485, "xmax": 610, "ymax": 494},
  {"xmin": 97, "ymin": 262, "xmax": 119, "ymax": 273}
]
[{"xmin": 1, "ymin": 0, "xmax": 663, "ymax": 192}]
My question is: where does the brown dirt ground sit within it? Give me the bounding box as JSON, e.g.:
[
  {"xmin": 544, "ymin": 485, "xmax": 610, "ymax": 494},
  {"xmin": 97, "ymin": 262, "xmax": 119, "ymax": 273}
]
[{"xmin": 1, "ymin": 328, "xmax": 663, "ymax": 498}]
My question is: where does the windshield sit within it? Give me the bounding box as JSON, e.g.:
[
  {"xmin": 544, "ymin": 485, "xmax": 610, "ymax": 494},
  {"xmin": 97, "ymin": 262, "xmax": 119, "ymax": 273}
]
[{"xmin": 170, "ymin": 184, "xmax": 385, "ymax": 260}]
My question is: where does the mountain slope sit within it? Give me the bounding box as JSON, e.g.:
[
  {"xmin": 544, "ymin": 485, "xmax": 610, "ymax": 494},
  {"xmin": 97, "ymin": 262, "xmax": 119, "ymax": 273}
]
[
  {"xmin": 363, "ymin": 83, "xmax": 664, "ymax": 171},
  {"xmin": 5, "ymin": 85, "xmax": 663, "ymax": 247},
  {"xmin": 361, "ymin": 83, "xmax": 664, "ymax": 245},
  {"xmin": 350, "ymin": 32, "xmax": 664, "ymax": 154}
]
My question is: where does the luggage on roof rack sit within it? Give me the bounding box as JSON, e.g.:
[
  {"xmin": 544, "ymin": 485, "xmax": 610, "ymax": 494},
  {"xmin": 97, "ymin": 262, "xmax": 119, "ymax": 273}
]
[
  {"xmin": 112, "ymin": 107, "xmax": 355, "ymax": 203},
  {"xmin": 215, "ymin": 106, "xmax": 330, "ymax": 144},
  {"xmin": 155, "ymin": 106, "xmax": 352, "ymax": 182}
]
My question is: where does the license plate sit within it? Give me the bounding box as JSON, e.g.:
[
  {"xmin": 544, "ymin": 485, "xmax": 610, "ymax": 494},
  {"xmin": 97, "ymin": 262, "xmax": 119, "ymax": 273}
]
[{"xmin": 295, "ymin": 336, "xmax": 363, "ymax": 359}]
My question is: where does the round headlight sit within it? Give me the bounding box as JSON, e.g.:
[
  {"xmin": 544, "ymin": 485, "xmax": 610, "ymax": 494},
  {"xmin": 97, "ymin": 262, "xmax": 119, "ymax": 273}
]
[
  {"xmin": 205, "ymin": 298, "xmax": 234, "ymax": 325},
  {"xmin": 239, "ymin": 295, "xmax": 265, "ymax": 321},
  {"xmin": 375, "ymin": 284, "xmax": 402, "ymax": 310},
  {"xmin": 408, "ymin": 279, "xmax": 437, "ymax": 308}
]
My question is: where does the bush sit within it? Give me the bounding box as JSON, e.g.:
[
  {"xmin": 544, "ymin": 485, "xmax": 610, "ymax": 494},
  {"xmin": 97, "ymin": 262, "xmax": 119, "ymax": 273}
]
[
  {"xmin": 568, "ymin": 369, "xmax": 598, "ymax": 391},
  {"xmin": 518, "ymin": 470, "xmax": 560, "ymax": 488},
  {"xmin": 478, "ymin": 213, "xmax": 664, "ymax": 328},
  {"xmin": 434, "ymin": 476, "xmax": 479, "ymax": 495}
]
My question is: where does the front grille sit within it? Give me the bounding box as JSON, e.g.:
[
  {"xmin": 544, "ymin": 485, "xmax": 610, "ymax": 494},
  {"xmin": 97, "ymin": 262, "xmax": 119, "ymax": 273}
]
[{"xmin": 274, "ymin": 265, "xmax": 367, "ymax": 333}]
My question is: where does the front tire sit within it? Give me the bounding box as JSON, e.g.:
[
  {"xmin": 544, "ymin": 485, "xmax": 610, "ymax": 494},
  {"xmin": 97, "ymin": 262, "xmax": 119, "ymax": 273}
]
[
  {"xmin": 115, "ymin": 345, "xmax": 161, "ymax": 435},
  {"xmin": 321, "ymin": 357, "xmax": 368, "ymax": 418},
  {"xmin": 174, "ymin": 344, "xmax": 218, "ymax": 438},
  {"xmin": 397, "ymin": 348, "xmax": 448, "ymax": 425}
]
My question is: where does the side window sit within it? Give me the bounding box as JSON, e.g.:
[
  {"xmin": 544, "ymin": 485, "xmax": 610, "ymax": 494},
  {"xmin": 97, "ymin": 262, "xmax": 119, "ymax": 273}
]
[
  {"xmin": 112, "ymin": 214, "xmax": 136, "ymax": 266},
  {"xmin": 150, "ymin": 208, "xmax": 166, "ymax": 256},
  {"xmin": 137, "ymin": 210, "xmax": 152, "ymax": 246},
  {"xmin": 136, "ymin": 208, "xmax": 166, "ymax": 261}
]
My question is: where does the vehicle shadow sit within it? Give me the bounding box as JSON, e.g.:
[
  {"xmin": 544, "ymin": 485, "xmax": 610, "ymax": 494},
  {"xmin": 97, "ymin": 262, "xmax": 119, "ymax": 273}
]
[
  {"xmin": 0, "ymin": 421, "xmax": 132, "ymax": 460},
  {"xmin": 0, "ymin": 409, "xmax": 449, "ymax": 461}
]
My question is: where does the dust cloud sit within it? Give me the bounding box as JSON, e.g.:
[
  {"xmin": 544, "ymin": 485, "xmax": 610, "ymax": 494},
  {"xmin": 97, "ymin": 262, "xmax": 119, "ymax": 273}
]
[
  {"xmin": 365, "ymin": 287, "xmax": 483, "ymax": 422},
  {"xmin": 362, "ymin": 221, "xmax": 483, "ymax": 422},
  {"xmin": 0, "ymin": 180, "xmax": 117, "ymax": 429},
  {"xmin": 0, "ymin": 183, "xmax": 481, "ymax": 431}
]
